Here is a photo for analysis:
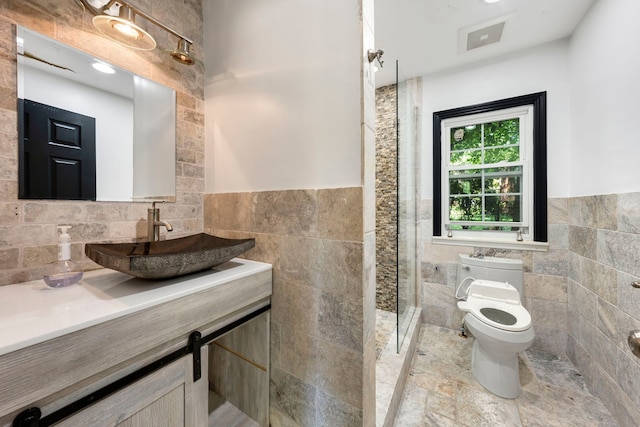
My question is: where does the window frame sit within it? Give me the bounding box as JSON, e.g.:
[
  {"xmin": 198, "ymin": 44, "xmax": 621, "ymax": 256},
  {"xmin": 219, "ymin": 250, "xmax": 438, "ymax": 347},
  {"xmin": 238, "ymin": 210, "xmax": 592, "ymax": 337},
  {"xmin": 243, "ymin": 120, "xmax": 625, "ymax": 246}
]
[{"xmin": 433, "ymin": 92, "xmax": 547, "ymax": 248}]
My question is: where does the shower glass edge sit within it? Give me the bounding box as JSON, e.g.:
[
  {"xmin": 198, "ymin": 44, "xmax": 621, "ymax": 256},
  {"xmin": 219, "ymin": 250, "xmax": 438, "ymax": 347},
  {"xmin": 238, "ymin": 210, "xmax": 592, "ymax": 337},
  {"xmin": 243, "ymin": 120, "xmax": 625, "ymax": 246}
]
[{"xmin": 396, "ymin": 60, "xmax": 418, "ymax": 353}]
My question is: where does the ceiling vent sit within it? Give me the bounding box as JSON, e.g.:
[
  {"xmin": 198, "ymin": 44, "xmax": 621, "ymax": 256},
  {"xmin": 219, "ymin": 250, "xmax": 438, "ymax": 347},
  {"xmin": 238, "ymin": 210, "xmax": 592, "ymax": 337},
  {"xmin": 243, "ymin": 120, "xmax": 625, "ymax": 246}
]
[
  {"xmin": 466, "ymin": 21, "xmax": 505, "ymax": 50},
  {"xmin": 458, "ymin": 12, "xmax": 514, "ymax": 53}
]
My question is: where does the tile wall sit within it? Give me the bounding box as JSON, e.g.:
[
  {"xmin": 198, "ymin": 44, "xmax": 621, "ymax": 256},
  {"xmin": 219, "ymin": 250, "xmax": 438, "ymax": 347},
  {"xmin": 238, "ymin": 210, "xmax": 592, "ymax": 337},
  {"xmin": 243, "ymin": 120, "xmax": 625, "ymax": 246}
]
[
  {"xmin": 375, "ymin": 84, "xmax": 397, "ymax": 313},
  {"xmin": 0, "ymin": 0, "xmax": 205, "ymax": 286},
  {"xmin": 566, "ymin": 192, "xmax": 640, "ymax": 426},
  {"xmin": 204, "ymin": 188, "xmax": 372, "ymax": 426}
]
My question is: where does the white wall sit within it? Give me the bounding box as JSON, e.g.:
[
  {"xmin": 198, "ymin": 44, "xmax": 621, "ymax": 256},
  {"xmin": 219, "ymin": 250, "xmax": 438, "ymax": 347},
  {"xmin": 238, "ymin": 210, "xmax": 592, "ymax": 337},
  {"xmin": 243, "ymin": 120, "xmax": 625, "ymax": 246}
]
[
  {"xmin": 569, "ymin": 0, "xmax": 640, "ymax": 196},
  {"xmin": 419, "ymin": 39, "xmax": 571, "ymax": 200},
  {"xmin": 20, "ymin": 65, "xmax": 134, "ymax": 200},
  {"xmin": 204, "ymin": 0, "xmax": 363, "ymax": 193}
]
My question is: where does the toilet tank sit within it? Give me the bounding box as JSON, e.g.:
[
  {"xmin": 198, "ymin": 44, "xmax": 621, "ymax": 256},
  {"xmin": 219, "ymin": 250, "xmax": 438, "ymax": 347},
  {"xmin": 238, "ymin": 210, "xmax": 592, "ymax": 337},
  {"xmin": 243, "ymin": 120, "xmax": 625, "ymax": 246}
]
[{"xmin": 457, "ymin": 254, "xmax": 524, "ymax": 295}]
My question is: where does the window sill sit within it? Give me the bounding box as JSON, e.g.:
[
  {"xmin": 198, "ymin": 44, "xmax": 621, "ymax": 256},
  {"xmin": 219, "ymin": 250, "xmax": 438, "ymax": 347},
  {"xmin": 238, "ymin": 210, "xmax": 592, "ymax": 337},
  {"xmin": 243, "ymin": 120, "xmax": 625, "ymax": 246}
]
[{"xmin": 432, "ymin": 236, "xmax": 548, "ymax": 252}]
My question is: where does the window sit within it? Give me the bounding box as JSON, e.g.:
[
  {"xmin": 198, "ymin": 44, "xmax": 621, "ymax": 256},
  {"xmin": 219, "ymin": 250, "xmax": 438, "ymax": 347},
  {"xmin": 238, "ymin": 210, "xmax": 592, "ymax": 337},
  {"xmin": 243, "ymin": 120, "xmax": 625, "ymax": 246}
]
[{"xmin": 433, "ymin": 92, "xmax": 547, "ymax": 249}]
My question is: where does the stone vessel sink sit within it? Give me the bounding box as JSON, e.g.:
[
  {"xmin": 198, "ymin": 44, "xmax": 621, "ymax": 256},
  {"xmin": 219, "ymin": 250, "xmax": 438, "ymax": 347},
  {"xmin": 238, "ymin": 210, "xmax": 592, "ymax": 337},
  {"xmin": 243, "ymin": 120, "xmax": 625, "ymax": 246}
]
[{"xmin": 85, "ymin": 233, "xmax": 255, "ymax": 279}]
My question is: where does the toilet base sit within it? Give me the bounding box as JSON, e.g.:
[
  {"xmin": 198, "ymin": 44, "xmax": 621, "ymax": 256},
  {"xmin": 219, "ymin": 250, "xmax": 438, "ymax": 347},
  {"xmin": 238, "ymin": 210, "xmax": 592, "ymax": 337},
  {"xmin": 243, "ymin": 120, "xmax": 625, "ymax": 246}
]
[{"xmin": 471, "ymin": 338, "xmax": 522, "ymax": 399}]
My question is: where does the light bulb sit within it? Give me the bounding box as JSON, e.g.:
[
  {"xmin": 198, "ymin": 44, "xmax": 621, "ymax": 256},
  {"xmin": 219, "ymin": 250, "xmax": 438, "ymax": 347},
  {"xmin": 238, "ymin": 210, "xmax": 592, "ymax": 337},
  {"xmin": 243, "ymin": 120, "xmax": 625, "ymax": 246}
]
[{"xmin": 113, "ymin": 21, "xmax": 140, "ymax": 38}]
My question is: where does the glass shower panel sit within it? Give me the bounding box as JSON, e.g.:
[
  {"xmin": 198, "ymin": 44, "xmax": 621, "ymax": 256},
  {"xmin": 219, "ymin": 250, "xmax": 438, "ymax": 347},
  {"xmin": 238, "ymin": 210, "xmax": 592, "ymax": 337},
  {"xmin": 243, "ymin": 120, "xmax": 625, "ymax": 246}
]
[{"xmin": 396, "ymin": 61, "xmax": 418, "ymax": 352}]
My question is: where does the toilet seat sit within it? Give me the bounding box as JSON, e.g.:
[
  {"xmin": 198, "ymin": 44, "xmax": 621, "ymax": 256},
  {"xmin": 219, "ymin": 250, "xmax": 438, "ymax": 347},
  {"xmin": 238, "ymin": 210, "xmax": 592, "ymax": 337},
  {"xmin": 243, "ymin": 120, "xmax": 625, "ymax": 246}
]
[
  {"xmin": 461, "ymin": 297, "xmax": 531, "ymax": 332},
  {"xmin": 457, "ymin": 279, "xmax": 532, "ymax": 332}
]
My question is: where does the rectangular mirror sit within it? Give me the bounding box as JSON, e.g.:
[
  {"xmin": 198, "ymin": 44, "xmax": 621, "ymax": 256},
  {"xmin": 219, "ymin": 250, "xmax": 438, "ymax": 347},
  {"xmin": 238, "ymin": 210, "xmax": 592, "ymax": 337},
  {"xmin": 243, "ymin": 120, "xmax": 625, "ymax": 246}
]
[{"xmin": 17, "ymin": 26, "xmax": 176, "ymax": 202}]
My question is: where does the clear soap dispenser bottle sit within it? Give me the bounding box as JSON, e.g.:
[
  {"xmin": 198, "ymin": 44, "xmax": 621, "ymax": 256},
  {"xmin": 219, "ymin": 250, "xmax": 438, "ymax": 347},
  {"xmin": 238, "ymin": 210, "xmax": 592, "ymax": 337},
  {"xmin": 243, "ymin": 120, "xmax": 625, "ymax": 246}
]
[{"xmin": 43, "ymin": 226, "xmax": 83, "ymax": 288}]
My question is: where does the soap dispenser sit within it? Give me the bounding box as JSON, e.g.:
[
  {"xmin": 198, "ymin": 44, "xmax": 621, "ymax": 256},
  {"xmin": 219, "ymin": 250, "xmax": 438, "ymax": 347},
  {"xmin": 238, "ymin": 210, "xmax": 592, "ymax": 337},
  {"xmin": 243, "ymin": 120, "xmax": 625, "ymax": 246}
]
[{"xmin": 43, "ymin": 226, "xmax": 83, "ymax": 288}]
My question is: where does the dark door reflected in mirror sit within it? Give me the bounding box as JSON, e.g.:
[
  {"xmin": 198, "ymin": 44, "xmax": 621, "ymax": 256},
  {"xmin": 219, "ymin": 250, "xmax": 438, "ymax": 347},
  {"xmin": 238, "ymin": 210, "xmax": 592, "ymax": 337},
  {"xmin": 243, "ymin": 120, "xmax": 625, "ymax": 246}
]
[
  {"xmin": 19, "ymin": 99, "xmax": 97, "ymax": 200},
  {"xmin": 17, "ymin": 26, "xmax": 176, "ymax": 202}
]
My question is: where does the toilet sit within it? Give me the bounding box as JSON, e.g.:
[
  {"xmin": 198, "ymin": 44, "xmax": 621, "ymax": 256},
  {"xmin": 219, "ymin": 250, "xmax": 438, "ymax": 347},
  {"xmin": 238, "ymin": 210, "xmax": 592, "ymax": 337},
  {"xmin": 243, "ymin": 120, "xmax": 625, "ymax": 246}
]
[{"xmin": 456, "ymin": 254, "xmax": 535, "ymax": 399}]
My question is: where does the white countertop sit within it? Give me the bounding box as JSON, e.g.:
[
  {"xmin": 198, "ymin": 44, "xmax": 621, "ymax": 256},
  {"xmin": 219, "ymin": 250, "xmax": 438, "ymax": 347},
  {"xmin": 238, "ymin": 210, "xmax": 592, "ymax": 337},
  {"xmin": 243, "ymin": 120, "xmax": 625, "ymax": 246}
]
[{"xmin": 0, "ymin": 259, "xmax": 271, "ymax": 357}]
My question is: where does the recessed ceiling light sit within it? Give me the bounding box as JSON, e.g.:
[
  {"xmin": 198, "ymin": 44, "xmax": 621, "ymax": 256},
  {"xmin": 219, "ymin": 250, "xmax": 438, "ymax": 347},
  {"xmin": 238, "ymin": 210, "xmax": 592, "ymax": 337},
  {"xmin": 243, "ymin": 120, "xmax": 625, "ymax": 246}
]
[
  {"xmin": 483, "ymin": 0, "xmax": 501, "ymax": 4},
  {"xmin": 92, "ymin": 61, "xmax": 115, "ymax": 74}
]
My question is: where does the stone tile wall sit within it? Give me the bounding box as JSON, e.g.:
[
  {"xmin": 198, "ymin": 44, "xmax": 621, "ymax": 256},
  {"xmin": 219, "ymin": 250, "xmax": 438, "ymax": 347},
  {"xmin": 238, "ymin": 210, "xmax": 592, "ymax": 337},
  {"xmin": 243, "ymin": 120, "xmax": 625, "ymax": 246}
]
[
  {"xmin": 0, "ymin": 0, "xmax": 204, "ymax": 286},
  {"xmin": 204, "ymin": 187, "xmax": 373, "ymax": 426},
  {"xmin": 419, "ymin": 197, "xmax": 570, "ymax": 355},
  {"xmin": 566, "ymin": 192, "xmax": 640, "ymax": 426},
  {"xmin": 375, "ymin": 84, "xmax": 397, "ymax": 313}
]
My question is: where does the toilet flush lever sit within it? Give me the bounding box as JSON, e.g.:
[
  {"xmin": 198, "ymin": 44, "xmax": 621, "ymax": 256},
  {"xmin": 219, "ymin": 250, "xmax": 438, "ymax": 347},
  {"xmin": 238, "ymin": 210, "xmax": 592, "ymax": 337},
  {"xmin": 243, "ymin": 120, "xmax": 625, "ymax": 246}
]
[{"xmin": 631, "ymin": 281, "xmax": 640, "ymax": 289}]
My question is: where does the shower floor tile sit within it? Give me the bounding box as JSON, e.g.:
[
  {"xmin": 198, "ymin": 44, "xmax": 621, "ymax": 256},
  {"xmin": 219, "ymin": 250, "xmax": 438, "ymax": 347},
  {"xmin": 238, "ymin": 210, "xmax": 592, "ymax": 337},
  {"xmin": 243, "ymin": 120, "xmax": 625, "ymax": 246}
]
[{"xmin": 393, "ymin": 324, "xmax": 619, "ymax": 427}]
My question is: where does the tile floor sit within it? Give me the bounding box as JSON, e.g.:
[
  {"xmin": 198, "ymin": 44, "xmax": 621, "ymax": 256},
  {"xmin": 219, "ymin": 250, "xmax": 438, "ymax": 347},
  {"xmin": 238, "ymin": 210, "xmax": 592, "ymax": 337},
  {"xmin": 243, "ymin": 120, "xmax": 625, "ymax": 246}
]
[{"xmin": 393, "ymin": 324, "xmax": 620, "ymax": 426}]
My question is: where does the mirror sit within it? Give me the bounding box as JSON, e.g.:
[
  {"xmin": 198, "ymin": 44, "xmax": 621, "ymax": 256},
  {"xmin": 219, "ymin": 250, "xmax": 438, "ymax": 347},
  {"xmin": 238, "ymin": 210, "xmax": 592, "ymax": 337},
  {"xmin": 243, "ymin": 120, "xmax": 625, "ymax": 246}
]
[{"xmin": 17, "ymin": 26, "xmax": 176, "ymax": 202}]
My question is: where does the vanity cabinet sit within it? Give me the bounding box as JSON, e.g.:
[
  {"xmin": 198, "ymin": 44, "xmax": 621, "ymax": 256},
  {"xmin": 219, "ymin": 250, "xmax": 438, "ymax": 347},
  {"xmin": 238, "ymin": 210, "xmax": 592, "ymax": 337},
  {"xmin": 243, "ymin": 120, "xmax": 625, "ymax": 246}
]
[
  {"xmin": 209, "ymin": 312, "xmax": 269, "ymax": 426},
  {"xmin": 0, "ymin": 259, "xmax": 271, "ymax": 427},
  {"xmin": 55, "ymin": 351, "xmax": 207, "ymax": 427}
]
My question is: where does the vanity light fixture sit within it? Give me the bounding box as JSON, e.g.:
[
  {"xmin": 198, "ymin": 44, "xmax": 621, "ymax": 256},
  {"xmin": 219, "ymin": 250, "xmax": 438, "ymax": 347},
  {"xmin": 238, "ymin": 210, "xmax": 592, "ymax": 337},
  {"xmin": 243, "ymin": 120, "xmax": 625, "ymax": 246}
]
[
  {"xmin": 483, "ymin": 0, "xmax": 501, "ymax": 4},
  {"xmin": 92, "ymin": 4, "xmax": 156, "ymax": 50},
  {"xmin": 170, "ymin": 39, "xmax": 195, "ymax": 65},
  {"xmin": 77, "ymin": 0, "xmax": 195, "ymax": 65}
]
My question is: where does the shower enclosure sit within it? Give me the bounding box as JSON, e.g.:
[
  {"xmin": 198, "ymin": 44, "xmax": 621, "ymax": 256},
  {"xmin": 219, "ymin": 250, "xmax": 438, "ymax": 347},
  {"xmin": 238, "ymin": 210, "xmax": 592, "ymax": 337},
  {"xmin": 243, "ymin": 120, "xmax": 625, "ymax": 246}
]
[
  {"xmin": 395, "ymin": 62, "xmax": 418, "ymax": 351},
  {"xmin": 375, "ymin": 61, "xmax": 418, "ymax": 353}
]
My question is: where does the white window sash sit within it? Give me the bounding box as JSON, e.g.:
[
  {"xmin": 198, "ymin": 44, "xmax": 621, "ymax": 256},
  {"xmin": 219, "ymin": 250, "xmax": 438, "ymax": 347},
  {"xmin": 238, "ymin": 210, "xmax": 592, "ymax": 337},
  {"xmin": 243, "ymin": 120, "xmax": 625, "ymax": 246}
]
[{"xmin": 441, "ymin": 106, "xmax": 534, "ymax": 241}]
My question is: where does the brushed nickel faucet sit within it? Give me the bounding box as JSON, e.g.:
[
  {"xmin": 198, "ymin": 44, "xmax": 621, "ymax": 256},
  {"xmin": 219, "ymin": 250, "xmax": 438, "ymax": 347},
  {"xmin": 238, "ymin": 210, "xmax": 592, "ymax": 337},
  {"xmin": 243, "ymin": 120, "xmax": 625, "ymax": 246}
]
[{"xmin": 148, "ymin": 202, "xmax": 173, "ymax": 242}]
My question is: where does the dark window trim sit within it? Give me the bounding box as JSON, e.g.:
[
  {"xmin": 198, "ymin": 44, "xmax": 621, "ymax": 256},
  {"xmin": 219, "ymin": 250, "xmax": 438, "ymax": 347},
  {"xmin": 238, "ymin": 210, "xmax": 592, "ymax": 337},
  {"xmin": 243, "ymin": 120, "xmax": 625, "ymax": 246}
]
[{"xmin": 433, "ymin": 91, "xmax": 547, "ymax": 242}]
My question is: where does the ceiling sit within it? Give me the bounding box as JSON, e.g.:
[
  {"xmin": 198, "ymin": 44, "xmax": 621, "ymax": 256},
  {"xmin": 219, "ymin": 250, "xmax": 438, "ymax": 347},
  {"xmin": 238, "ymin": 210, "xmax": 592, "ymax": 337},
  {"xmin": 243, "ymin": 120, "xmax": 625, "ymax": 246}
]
[
  {"xmin": 374, "ymin": 0, "xmax": 596, "ymax": 87},
  {"xmin": 19, "ymin": 27, "xmax": 134, "ymax": 99}
]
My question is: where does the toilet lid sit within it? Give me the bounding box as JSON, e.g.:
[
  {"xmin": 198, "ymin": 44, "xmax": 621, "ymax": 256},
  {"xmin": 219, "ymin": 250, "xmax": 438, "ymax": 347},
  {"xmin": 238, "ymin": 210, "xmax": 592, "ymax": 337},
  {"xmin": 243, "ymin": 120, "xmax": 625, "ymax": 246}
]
[{"xmin": 465, "ymin": 297, "xmax": 532, "ymax": 332}]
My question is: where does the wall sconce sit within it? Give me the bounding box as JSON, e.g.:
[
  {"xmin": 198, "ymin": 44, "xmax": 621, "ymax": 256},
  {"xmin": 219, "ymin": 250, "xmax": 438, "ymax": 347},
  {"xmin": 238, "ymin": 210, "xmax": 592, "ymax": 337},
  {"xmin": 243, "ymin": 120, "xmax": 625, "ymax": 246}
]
[
  {"xmin": 367, "ymin": 48, "xmax": 385, "ymax": 68},
  {"xmin": 170, "ymin": 39, "xmax": 195, "ymax": 65},
  {"xmin": 77, "ymin": 0, "xmax": 195, "ymax": 65}
]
